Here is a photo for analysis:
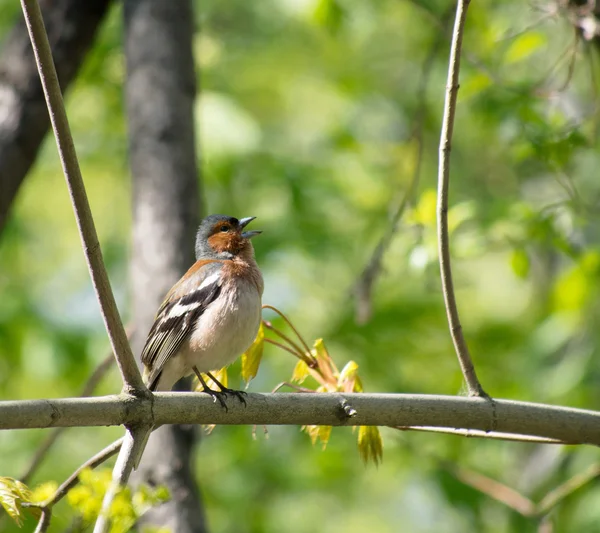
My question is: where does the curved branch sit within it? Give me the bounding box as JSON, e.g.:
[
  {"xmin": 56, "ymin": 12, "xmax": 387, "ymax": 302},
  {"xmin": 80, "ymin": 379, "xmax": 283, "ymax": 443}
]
[
  {"xmin": 19, "ymin": 0, "xmax": 147, "ymax": 395},
  {"xmin": 26, "ymin": 438, "xmax": 124, "ymax": 510},
  {"xmin": 436, "ymin": 0, "xmax": 486, "ymax": 396},
  {"xmin": 1, "ymin": 393, "xmax": 599, "ymax": 445}
]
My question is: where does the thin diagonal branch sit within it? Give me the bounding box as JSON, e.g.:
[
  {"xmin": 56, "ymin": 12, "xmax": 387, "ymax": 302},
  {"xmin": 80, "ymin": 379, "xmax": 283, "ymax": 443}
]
[
  {"xmin": 445, "ymin": 462, "xmax": 537, "ymax": 516},
  {"xmin": 395, "ymin": 425, "xmax": 568, "ymax": 445},
  {"xmin": 94, "ymin": 426, "xmax": 152, "ymax": 533},
  {"xmin": 19, "ymin": 0, "xmax": 147, "ymax": 395},
  {"xmin": 33, "ymin": 509, "xmax": 51, "ymax": 533},
  {"xmin": 26, "ymin": 437, "xmax": 124, "ymax": 510},
  {"xmin": 436, "ymin": 0, "xmax": 487, "ymax": 397},
  {"xmin": 537, "ymin": 463, "xmax": 600, "ymax": 515}
]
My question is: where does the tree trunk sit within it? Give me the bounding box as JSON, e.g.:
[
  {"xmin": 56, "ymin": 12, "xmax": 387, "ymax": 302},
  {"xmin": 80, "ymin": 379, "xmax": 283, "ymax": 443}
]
[
  {"xmin": 0, "ymin": 0, "xmax": 112, "ymax": 232},
  {"xmin": 124, "ymin": 0, "xmax": 206, "ymax": 531}
]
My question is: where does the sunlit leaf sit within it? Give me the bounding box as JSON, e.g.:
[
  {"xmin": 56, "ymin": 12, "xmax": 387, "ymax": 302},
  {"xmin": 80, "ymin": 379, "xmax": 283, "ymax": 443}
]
[
  {"xmin": 30, "ymin": 481, "xmax": 58, "ymax": 504},
  {"xmin": 242, "ymin": 322, "xmax": 265, "ymax": 383},
  {"xmin": 303, "ymin": 424, "xmax": 332, "ymax": 449},
  {"xmin": 0, "ymin": 477, "xmax": 31, "ymax": 526},
  {"xmin": 460, "ymin": 72, "xmax": 492, "ymax": 100},
  {"xmin": 510, "ymin": 248, "xmax": 530, "ymax": 279},
  {"xmin": 411, "ymin": 189, "xmax": 437, "ymax": 227},
  {"xmin": 66, "ymin": 468, "xmax": 170, "ymax": 530},
  {"xmin": 291, "ymin": 359, "xmax": 310, "ymax": 384},
  {"xmin": 337, "ymin": 360, "xmax": 363, "ymax": 392},
  {"xmin": 312, "ymin": 338, "xmax": 337, "ymax": 384},
  {"xmin": 317, "ymin": 425, "xmax": 332, "ymax": 449},
  {"xmin": 312, "ymin": 0, "xmax": 344, "ymax": 34},
  {"xmin": 504, "ymin": 32, "xmax": 546, "ymax": 63},
  {"xmin": 357, "ymin": 426, "xmax": 383, "ymax": 465},
  {"xmin": 67, "ymin": 468, "xmax": 109, "ymax": 522},
  {"xmin": 553, "ymin": 266, "xmax": 589, "ymax": 311}
]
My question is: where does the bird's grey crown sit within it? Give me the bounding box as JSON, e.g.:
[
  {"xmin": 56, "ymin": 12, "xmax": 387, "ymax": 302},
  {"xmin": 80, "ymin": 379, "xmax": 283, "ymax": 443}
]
[{"xmin": 195, "ymin": 214, "xmax": 239, "ymax": 259}]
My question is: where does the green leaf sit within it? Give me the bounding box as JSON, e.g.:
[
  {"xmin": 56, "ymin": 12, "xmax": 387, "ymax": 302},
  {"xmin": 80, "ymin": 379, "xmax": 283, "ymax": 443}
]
[
  {"xmin": 303, "ymin": 424, "xmax": 332, "ymax": 448},
  {"xmin": 312, "ymin": 0, "xmax": 344, "ymax": 34},
  {"xmin": 291, "ymin": 359, "xmax": 310, "ymax": 384},
  {"xmin": 357, "ymin": 426, "xmax": 383, "ymax": 466},
  {"xmin": 460, "ymin": 73, "xmax": 492, "ymax": 100},
  {"xmin": 312, "ymin": 338, "xmax": 336, "ymax": 383},
  {"xmin": 505, "ymin": 32, "xmax": 546, "ymax": 63},
  {"xmin": 510, "ymin": 248, "xmax": 530, "ymax": 279},
  {"xmin": 241, "ymin": 322, "xmax": 264, "ymax": 383},
  {"xmin": 0, "ymin": 477, "xmax": 32, "ymax": 526},
  {"xmin": 337, "ymin": 360, "xmax": 363, "ymax": 392}
]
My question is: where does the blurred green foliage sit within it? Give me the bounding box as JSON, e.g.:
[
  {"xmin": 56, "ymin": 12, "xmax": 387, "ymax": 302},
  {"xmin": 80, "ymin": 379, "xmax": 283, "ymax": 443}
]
[{"xmin": 1, "ymin": 0, "xmax": 600, "ymax": 531}]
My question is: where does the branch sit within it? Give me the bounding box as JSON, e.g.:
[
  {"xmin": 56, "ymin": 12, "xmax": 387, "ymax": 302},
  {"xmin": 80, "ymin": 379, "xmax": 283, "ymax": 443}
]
[
  {"xmin": 33, "ymin": 509, "xmax": 51, "ymax": 533},
  {"xmin": 436, "ymin": 0, "xmax": 486, "ymax": 397},
  {"xmin": 93, "ymin": 427, "xmax": 152, "ymax": 533},
  {"xmin": 395, "ymin": 425, "xmax": 568, "ymax": 445},
  {"xmin": 444, "ymin": 462, "xmax": 536, "ymax": 516},
  {"xmin": 536, "ymin": 463, "xmax": 600, "ymax": 516},
  {"xmin": 2, "ymin": 393, "xmax": 600, "ymax": 445},
  {"xmin": 26, "ymin": 438, "xmax": 124, "ymax": 530},
  {"xmin": 19, "ymin": 0, "xmax": 147, "ymax": 395}
]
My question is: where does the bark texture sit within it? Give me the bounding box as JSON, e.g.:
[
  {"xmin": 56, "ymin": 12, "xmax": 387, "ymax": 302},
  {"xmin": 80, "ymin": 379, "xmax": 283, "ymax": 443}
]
[
  {"xmin": 124, "ymin": 0, "xmax": 206, "ymax": 530},
  {"xmin": 0, "ymin": 0, "xmax": 112, "ymax": 231}
]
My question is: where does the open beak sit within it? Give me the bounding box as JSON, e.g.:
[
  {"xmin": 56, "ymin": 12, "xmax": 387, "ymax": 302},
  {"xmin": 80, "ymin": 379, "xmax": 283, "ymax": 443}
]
[{"xmin": 239, "ymin": 216, "xmax": 262, "ymax": 239}]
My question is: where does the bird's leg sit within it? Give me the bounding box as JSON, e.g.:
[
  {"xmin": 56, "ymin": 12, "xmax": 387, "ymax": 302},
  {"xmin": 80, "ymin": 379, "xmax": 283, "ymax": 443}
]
[
  {"xmin": 206, "ymin": 371, "xmax": 247, "ymax": 406},
  {"xmin": 193, "ymin": 367, "xmax": 228, "ymax": 410}
]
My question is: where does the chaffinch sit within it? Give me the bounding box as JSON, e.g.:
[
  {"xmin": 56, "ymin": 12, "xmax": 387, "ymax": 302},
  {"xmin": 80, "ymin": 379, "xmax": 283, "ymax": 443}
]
[{"xmin": 141, "ymin": 214, "xmax": 264, "ymax": 406}]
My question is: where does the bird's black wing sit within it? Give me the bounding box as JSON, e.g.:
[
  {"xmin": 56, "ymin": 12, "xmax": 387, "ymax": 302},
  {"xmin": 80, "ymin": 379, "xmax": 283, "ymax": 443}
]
[{"xmin": 141, "ymin": 262, "xmax": 223, "ymax": 390}]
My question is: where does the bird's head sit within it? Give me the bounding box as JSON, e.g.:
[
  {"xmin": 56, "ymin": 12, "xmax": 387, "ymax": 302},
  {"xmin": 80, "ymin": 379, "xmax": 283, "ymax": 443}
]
[{"xmin": 195, "ymin": 214, "xmax": 262, "ymax": 259}]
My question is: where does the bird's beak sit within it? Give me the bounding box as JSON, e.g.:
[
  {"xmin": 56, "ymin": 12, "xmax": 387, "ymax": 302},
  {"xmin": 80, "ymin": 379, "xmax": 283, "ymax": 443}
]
[{"xmin": 239, "ymin": 216, "xmax": 262, "ymax": 239}]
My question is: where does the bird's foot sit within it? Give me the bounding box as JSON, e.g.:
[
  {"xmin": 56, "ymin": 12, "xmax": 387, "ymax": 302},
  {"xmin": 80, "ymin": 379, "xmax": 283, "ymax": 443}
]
[
  {"xmin": 206, "ymin": 371, "xmax": 247, "ymax": 406},
  {"xmin": 200, "ymin": 386, "xmax": 230, "ymax": 410},
  {"xmin": 193, "ymin": 368, "xmax": 247, "ymax": 410}
]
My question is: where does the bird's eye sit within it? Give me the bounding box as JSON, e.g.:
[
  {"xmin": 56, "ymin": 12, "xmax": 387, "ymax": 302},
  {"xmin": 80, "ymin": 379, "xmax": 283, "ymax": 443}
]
[{"xmin": 220, "ymin": 225, "xmax": 229, "ymax": 232}]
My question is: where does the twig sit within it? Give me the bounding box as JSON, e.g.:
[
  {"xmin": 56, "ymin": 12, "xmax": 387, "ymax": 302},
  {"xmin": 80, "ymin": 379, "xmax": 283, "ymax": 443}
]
[
  {"xmin": 21, "ymin": 348, "xmax": 119, "ymax": 483},
  {"xmin": 445, "ymin": 462, "xmax": 537, "ymax": 516},
  {"xmin": 34, "ymin": 509, "xmax": 52, "ymax": 533},
  {"xmin": 264, "ymin": 338, "xmax": 314, "ymax": 365},
  {"xmin": 19, "ymin": 0, "xmax": 147, "ymax": 396},
  {"xmin": 93, "ymin": 427, "xmax": 152, "ymax": 533},
  {"xmin": 263, "ymin": 321, "xmax": 309, "ymax": 361},
  {"xmin": 436, "ymin": 0, "xmax": 487, "ymax": 397},
  {"xmin": 262, "ymin": 305, "xmax": 312, "ymax": 356},
  {"xmin": 394, "ymin": 425, "xmax": 568, "ymax": 445},
  {"xmin": 28, "ymin": 438, "xmax": 124, "ymax": 531},
  {"xmin": 25, "ymin": 437, "xmax": 124, "ymax": 511},
  {"xmin": 536, "ymin": 463, "xmax": 600, "ymax": 515}
]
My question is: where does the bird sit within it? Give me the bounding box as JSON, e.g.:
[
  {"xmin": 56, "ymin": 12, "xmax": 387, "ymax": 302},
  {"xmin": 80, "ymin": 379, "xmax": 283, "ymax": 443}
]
[{"xmin": 140, "ymin": 214, "xmax": 264, "ymax": 407}]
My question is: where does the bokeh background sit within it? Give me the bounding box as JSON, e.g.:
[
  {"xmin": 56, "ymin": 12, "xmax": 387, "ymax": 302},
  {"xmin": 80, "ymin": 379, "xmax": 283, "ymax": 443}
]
[{"xmin": 2, "ymin": 0, "xmax": 600, "ymax": 531}]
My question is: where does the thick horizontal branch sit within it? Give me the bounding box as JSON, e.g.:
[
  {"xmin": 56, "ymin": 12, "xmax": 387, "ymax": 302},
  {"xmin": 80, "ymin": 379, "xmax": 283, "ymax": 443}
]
[{"xmin": 1, "ymin": 393, "xmax": 600, "ymax": 445}]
